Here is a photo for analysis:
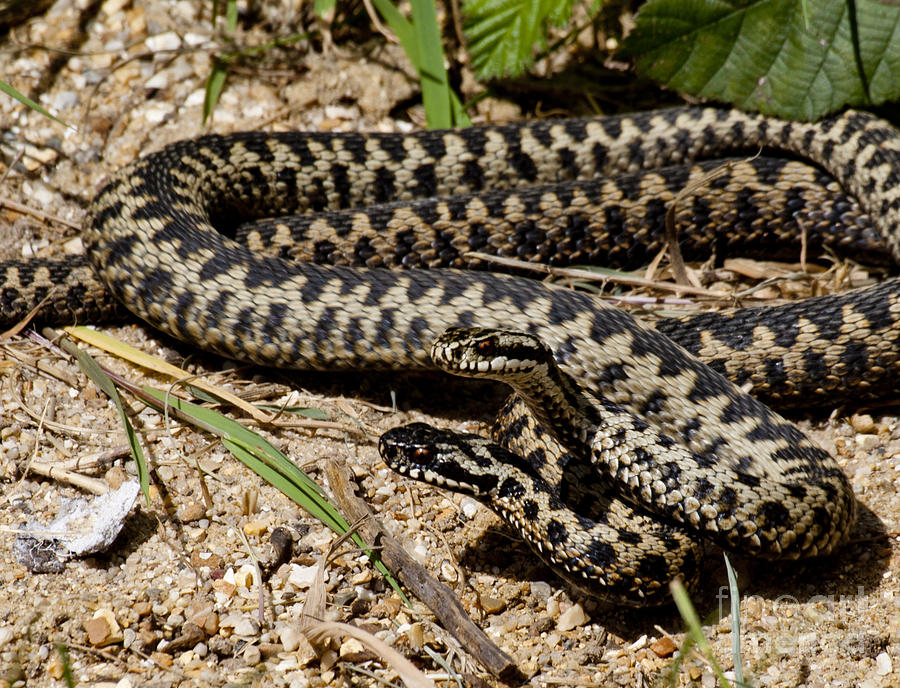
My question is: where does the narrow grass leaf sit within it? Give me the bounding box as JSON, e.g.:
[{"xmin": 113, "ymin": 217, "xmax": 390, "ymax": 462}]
[
  {"xmin": 724, "ymin": 554, "xmax": 746, "ymax": 686},
  {"xmin": 140, "ymin": 388, "xmax": 403, "ymax": 595},
  {"xmin": 203, "ymin": 60, "xmax": 228, "ymax": 124},
  {"xmin": 372, "ymin": 0, "xmax": 470, "ymax": 127},
  {"xmin": 255, "ymin": 405, "xmax": 330, "ymax": 419},
  {"xmin": 71, "ymin": 345, "xmax": 150, "ymax": 505},
  {"xmin": 671, "ymin": 580, "xmax": 732, "ymax": 687},
  {"xmin": 0, "ymin": 80, "xmax": 73, "ymax": 129},
  {"xmin": 410, "ymin": 0, "xmax": 451, "ymax": 128},
  {"xmin": 65, "ymin": 325, "xmax": 274, "ymax": 422}
]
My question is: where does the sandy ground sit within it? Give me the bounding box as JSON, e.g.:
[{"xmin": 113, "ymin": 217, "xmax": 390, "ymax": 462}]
[{"xmin": 1, "ymin": 2, "xmax": 898, "ymax": 686}]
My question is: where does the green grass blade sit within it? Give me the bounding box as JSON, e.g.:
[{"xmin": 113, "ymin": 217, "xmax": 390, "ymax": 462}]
[
  {"xmin": 723, "ymin": 554, "xmax": 747, "ymax": 687},
  {"xmin": 143, "ymin": 388, "xmax": 327, "ymax": 497},
  {"xmin": 671, "ymin": 580, "xmax": 733, "ymax": 688},
  {"xmin": 203, "ymin": 59, "xmax": 227, "ymax": 124},
  {"xmin": 140, "ymin": 388, "xmax": 406, "ymax": 599},
  {"xmin": 71, "ymin": 346, "xmax": 151, "ymax": 505},
  {"xmin": 225, "ymin": 0, "xmax": 238, "ymax": 31},
  {"xmin": 314, "ymin": 0, "xmax": 336, "ymax": 17},
  {"xmin": 372, "ymin": 0, "xmax": 470, "ymax": 127},
  {"xmin": 0, "ymin": 80, "xmax": 73, "ymax": 129},
  {"xmin": 410, "ymin": 0, "xmax": 451, "ymax": 128}
]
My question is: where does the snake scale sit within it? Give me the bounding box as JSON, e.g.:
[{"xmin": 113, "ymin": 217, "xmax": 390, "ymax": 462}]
[{"xmin": 4, "ymin": 106, "xmax": 900, "ymax": 603}]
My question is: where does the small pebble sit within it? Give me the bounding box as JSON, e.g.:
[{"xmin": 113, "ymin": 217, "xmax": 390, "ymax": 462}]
[
  {"xmin": 243, "ymin": 644, "xmax": 262, "ymax": 665},
  {"xmin": 122, "ymin": 628, "xmax": 136, "ymax": 649},
  {"xmin": 339, "ymin": 638, "xmax": 366, "ymax": 657},
  {"xmin": 280, "ymin": 626, "xmax": 303, "ymax": 652},
  {"xmin": 233, "ymin": 618, "xmax": 260, "ymax": 637},
  {"xmin": 479, "ymin": 595, "xmax": 506, "ymax": 614},
  {"xmin": 876, "ymin": 651, "xmax": 893, "ymax": 675},
  {"xmin": 84, "ymin": 617, "xmax": 112, "ymax": 646},
  {"xmin": 288, "ymin": 564, "xmax": 318, "ymax": 589},
  {"xmin": 179, "ymin": 501, "xmax": 207, "ymax": 523},
  {"xmin": 243, "ymin": 520, "xmax": 268, "ymax": 537},
  {"xmin": 851, "ymin": 414, "xmax": 876, "ymax": 433},
  {"xmin": 650, "ymin": 636, "xmax": 677, "ymax": 657},
  {"xmin": 556, "ymin": 603, "xmax": 588, "ymax": 631}
]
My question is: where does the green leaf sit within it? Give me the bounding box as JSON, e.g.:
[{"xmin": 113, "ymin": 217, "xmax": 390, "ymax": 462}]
[
  {"xmin": 141, "ymin": 388, "xmax": 407, "ymax": 601},
  {"xmin": 0, "ymin": 80, "xmax": 73, "ymax": 129},
  {"xmin": 463, "ymin": 0, "xmax": 580, "ymax": 79},
  {"xmin": 314, "ymin": 0, "xmax": 336, "ymax": 17},
  {"xmin": 202, "ymin": 59, "xmax": 227, "ymax": 124},
  {"xmin": 71, "ymin": 346, "xmax": 150, "ymax": 505},
  {"xmin": 372, "ymin": 0, "xmax": 471, "ymax": 127},
  {"xmin": 411, "ymin": 0, "xmax": 452, "ymax": 128},
  {"xmin": 623, "ymin": 0, "xmax": 900, "ymax": 120}
]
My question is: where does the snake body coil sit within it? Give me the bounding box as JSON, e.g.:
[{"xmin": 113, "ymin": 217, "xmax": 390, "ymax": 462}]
[{"xmin": 4, "ymin": 106, "xmax": 900, "ymax": 600}]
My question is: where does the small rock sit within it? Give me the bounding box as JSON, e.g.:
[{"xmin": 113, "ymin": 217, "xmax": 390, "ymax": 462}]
[
  {"xmin": 150, "ymin": 651, "xmax": 173, "ymax": 667},
  {"xmin": 876, "ymin": 651, "xmax": 893, "ymax": 675},
  {"xmin": 295, "ymin": 633, "xmax": 318, "ymax": 666},
  {"xmin": 190, "ymin": 550, "xmax": 222, "ymax": 569},
  {"xmin": 650, "ymin": 636, "xmax": 677, "ymax": 657},
  {"xmin": 0, "ymin": 626, "xmax": 14, "ymax": 648},
  {"xmin": 233, "ymin": 617, "xmax": 260, "ymax": 637},
  {"xmin": 122, "ymin": 628, "xmax": 136, "ymax": 649},
  {"xmin": 628, "ymin": 634, "xmax": 648, "ymax": 651},
  {"xmin": 145, "ymin": 31, "xmax": 182, "ymax": 52},
  {"xmin": 339, "ymin": 638, "xmax": 366, "ymax": 658},
  {"xmin": 857, "ymin": 434, "xmax": 880, "ymax": 452},
  {"xmin": 207, "ymin": 635, "xmax": 234, "ymax": 656},
  {"xmin": 243, "ymin": 644, "xmax": 262, "ymax": 665},
  {"xmin": 406, "ymin": 622, "xmax": 424, "ymax": 649},
  {"xmin": 530, "ymin": 581, "xmax": 553, "ymax": 600},
  {"xmin": 557, "ymin": 603, "xmax": 589, "ymax": 631},
  {"xmin": 234, "ymin": 564, "xmax": 257, "ymax": 587},
  {"xmin": 478, "ymin": 595, "xmax": 506, "ymax": 614},
  {"xmin": 288, "ymin": 564, "xmax": 319, "ymax": 589},
  {"xmin": 850, "ymin": 414, "xmax": 876, "ymax": 434},
  {"xmin": 243, "ymin": 520, "xmax": 268, "ymax": 537},
  {"xmin": 528, "ymin": 616, "xmax": 554, "ymax": 636},
  {"xmin": 179, "ymin": 501, "xmax": 207, "ymax": 523},
  {"xmin": 280, "ymin": 626, "xmax": 303, "ymax": 652},
  {"xmin": 47, "ymin": 653, "xmax": 65, "ymax": 679},
  {"xmin": 84, "ymin": 610, "xmax": 122, "ymax": 646}
]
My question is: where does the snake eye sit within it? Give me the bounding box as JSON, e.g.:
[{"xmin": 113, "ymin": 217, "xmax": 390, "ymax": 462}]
[
  {"xmin": 413, "ymin": 447, "xmax": 431, "ymax": 461},
  {"xmin": 476, "ymin": 339, "xmax": 494, "ymax": 355}
]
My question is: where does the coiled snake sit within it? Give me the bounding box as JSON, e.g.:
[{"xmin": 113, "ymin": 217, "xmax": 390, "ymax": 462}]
[{"xmin": 4, "ymin": 106, "xmax": 900, "ymax": 603}]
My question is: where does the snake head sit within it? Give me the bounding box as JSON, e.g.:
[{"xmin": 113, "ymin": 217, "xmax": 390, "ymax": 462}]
[
  {"xmin": 431, "ymin": 327, "xmax": 553, "ymax": 379},
  {"xmin": 379, "ymin": 422, "xmax": 500, "ymax": 495}
]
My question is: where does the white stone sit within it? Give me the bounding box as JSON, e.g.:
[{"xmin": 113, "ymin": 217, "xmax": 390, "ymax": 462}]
[
  {"xmin": 233, "ymin": 617, "xmax": 260, "ymax": 637},
  {"xmin": 145, "ymin": 31, "xmax": 182, "ymax": 52},
  {"xmin": 876, "ymin": 651, "xmax": 893, "ymax": 675},
  {"xmin": 288, "ymin": 564, "xmax": 319, "ymax": 589},
  {"xmin": 280, "ymin": 625, "xmax": 302, "ymax": 652},
  {"xmin": 0, "ymin": 626, "xmax": 14, "ymax": 648},
  {"xmin": 461, "ymin": 498, "xmax": 480, "ymax": 519},
  {"xmin": 556, "ymin": 603, "xmax": 588, "ymax": 631}
]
